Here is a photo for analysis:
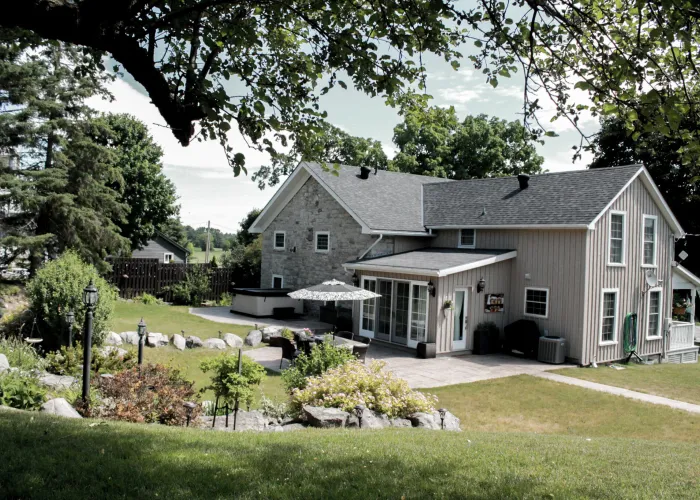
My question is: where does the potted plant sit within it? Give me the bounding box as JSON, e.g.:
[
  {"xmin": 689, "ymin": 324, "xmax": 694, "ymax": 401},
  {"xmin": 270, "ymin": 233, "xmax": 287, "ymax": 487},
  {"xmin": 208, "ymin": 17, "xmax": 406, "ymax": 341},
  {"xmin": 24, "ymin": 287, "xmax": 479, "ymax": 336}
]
[
  {"xmin": 673, "ymin": 293, "xmax": 691, "ymax": 316},
  {"xmin": 443, "ymin": 299, "xmax": 453, "ymax": 313}
]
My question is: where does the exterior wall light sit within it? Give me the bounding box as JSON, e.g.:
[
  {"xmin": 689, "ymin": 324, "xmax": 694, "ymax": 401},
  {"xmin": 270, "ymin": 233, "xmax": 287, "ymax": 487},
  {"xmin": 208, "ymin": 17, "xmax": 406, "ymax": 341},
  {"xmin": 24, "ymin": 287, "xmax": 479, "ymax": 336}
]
[
  {"xmin": 428, "ymin": 280, "xmax": 436, "ymax": 297},
  {"xmin": 477, "ymin": 278, "xmax": 486, "ymax": 293},
  {"xmin": 352, "ymin": 272, "xmax": 360, "ymax": 287}
]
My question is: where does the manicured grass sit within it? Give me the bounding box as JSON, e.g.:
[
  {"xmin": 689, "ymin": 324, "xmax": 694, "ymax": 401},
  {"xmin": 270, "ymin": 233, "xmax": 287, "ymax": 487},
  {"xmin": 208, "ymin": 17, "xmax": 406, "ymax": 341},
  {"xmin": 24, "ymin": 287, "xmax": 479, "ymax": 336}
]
[
  {"xmin": 189, "ymin": 247, "xmax": 224, "ymax": 263},
  {"xmin": 1, "ymin": 411, "xmax": 699, "ymax": 499},
  {"xmin": 424, "ymin": 374, "xmax": 700, "ymax": 444},
  {"xmin": 553, "ymin": 362, "xmax": 700, "ymax": 405}
]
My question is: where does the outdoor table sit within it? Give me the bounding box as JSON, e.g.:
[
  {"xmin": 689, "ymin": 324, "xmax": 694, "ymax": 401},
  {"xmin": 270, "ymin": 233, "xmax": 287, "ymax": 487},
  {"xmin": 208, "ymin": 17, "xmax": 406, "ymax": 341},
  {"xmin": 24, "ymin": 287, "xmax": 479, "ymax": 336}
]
[{"xmin": 326, "ymin": 336, "xmax": 365, "ymax": 349}]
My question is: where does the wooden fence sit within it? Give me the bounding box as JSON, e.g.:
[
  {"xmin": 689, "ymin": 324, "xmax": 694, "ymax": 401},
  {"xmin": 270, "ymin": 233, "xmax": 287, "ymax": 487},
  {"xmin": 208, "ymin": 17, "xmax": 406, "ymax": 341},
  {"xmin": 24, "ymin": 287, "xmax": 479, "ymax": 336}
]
[{"xmin": 106, "ymin": 258, "xmax": 234, "ymax": 302}]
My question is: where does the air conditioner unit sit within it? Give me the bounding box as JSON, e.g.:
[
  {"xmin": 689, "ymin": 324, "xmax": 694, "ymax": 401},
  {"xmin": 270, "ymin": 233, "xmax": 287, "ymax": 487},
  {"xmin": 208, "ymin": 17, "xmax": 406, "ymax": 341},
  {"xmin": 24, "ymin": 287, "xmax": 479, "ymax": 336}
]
[{"xmin": 538, "ymin": 336, "xmax": 567, "ymax": 364}]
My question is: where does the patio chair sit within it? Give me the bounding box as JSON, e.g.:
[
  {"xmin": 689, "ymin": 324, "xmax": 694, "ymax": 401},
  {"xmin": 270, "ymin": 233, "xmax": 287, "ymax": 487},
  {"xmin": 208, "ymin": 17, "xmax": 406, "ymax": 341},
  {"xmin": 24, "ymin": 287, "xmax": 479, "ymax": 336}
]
[
  {"xmin": 352, "ymin": 344, "xmax": 369, "ymax": 364},
  {"xmin": 356, "ymin": 335, "xmax": 371, "ymax": 345},
  {"xmin": 280, "ymin": 337, "xmax": 300, "ymax": 369},
  {"xmin": 335, "ymin": 331, "xmax": 354, "ymax": 340}
]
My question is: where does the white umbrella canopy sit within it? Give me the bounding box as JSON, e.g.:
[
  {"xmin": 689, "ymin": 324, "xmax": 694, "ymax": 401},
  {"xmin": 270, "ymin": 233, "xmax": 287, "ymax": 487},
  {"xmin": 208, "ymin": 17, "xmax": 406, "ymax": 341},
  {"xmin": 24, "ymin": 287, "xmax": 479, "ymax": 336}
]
[{"xmin": 288, "ymin": 279, "xmax": 381, "ymax": 301}]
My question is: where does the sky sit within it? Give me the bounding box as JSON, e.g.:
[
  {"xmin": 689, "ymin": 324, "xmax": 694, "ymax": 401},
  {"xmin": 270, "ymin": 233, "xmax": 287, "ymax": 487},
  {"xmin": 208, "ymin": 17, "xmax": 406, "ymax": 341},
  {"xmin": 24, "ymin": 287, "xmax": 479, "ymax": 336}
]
[{"xmin": 86, "ymin": 52, "xmax": 597, "ymax": 233}]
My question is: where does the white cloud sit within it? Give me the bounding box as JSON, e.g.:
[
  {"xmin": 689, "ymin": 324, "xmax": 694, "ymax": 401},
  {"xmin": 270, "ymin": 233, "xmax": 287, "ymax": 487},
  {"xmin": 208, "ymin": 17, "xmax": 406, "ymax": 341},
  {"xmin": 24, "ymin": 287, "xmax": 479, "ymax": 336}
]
[{"xmin": 542, "ymin": 148, "xmax": 593, "ymax": 173}]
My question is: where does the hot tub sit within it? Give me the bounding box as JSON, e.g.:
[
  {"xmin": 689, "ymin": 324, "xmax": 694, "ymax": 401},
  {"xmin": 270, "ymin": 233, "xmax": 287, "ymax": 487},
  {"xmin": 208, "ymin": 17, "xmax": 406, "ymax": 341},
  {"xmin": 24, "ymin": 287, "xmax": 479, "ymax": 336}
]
[{"xmin": 230, "ymin": 288, "xmax": 303, "ymax": 317}]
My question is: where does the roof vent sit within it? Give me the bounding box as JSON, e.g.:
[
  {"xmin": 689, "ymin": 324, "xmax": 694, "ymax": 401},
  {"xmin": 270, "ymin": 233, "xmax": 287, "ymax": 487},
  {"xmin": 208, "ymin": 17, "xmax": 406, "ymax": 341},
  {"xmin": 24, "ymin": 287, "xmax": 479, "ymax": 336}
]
[
  {"xmin": 360, "ymin": 166, "xmax": 371, "ymax": 179},
  {"xmin": 517, "ymin": 174, "xmax": 530, "ymax": 190}
]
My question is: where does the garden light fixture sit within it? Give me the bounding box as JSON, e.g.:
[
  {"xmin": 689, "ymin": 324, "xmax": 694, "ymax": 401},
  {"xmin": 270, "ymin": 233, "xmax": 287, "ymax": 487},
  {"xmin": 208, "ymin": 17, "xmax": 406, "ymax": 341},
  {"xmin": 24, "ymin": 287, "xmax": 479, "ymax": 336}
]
[
  {"xmin": 438, "ymin": 408, "xmax": 447, "ymax": 430},
  {"xmin": 81, "ymin": 280, "xmax": 99, "ymax": 406},
  {"xmin": 65, "ymin": 309, "xmax": 75, "ymax": 346},
  {"xmin": 137, "ymin": 318, "xmax": 147, "ymax": 366},
  {"xmin": 183, "ymin": 401, "xmax": 197, "ymax": 427},
  {"xmin": 354, "ymin": 404, "xmax": 366, "ymax": 429}
]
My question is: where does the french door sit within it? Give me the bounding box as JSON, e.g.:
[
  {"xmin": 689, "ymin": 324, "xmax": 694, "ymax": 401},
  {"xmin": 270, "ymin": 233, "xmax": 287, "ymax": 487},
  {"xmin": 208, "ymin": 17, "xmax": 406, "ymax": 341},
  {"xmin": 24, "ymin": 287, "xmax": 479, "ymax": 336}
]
[
  {"xmin": 375, "ymin": 279, "xmax": 393, "ymax": 342},
  {"xmin": 453, "ymin": 288, "xmax": 468, "ymax": 351},
  {"xmin": 392, "ymin": 281, "xmax": 410, "ymax": 345}
]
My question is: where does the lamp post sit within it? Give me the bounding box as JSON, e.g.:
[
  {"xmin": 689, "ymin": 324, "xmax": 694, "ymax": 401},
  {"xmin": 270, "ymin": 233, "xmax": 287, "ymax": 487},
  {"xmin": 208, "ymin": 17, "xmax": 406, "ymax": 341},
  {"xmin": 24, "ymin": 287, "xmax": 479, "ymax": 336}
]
[
  {"xmin": 183, "ymin": 401, "xmax": 197, "ymax": 427},
  {"xmin": 81, "ymin": 280, "xmax": 99, "ymax": 405},
  {"xmin": 437, "ymin": 408, "xmax": 447, "ymax": 430},
  {"xmin": 65, "ymin": 309, "xmax": 75, "ymax": 347},
  {"xmin": 354, "ymin": 404, "xmax": 365, "ymax": 429},
  {"xmin": 137, "ymin": 318, "xmax": 147, "ymax": 366}
]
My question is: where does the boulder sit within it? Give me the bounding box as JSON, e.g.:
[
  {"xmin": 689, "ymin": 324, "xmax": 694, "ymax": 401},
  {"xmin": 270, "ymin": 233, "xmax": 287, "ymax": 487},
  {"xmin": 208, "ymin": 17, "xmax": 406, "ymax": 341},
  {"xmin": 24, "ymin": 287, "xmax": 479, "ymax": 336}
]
[
  {"xmin": 265, "ymin": 424, "xmax": 284, "ymax": 432},
  {"xmin": 171, "ymin": 333, "xmax": 186, "ymax": 351},
  {"xmin": 389, "ymin": 418, "xmax": 413, "ymax": 428},
  {"xmin": 40, "ymin": 398, "xmax": 82, "ymax": 419},
  {"xmin": 281, "ymin": 422, "xmax": 307, "ymax": 431},
  {"xmin": 347, "ymin": 409, "xmax": 390, "ymax": 429},
  {"xmin": 98, "ymin": 346, "xmax": 128, "ymax": 358},
  {"xmin": 38, "ymin": 373, "xmax": 76, "ymax": 391},
  {"xmin": 432, "ymin": 410, "xmax": 461, "ymax": 431},
  {"xmin": 408, "ymin": 412, "xmax": 440, "ymax": 430},
  {"xmin": 223, "ymin": 333, "xmax": 243, "ymax": 348},
  {"xmin": 186, "ymin": 336, "xmax": 203, "ymax": 348},
  {"xmin": 203, "ymin": 338, "xmax": 227, "ymax": 350},
  {"xmin": 0, "ymin": 353, "xmax": 9, "ymax": 373},
  {"xmin": 245, "ymin": 330, "xmax": 262, "ymax": 346},
  {"xmin": 120, "ymin": 331, "xmax": 140, "ymax": 345},
  {"xmin": 146, "ymin": 332, "xmax": 168, "ymax": 348},
  {"xmin": 105, "ymin": 332, "xmax": 123, "ymax": 346},
  {"xmin": 303, "ymin": 405, "xmax": 350, "ymax": 428},
  {"xmin": 200, "ymin": 410, "xmax": 268, "ymax": 432},
  {"xmin": 261, "ymin": 327, "xmax": 280, "ymax": 342}
]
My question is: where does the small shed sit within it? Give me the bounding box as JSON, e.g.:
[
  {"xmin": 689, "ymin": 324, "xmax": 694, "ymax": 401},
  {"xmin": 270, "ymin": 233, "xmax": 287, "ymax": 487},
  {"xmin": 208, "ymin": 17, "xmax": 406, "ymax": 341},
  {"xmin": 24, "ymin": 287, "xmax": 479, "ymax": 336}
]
[{"xmin": 131, "ymin": 231, "xmax": 189, "ymax": 264}]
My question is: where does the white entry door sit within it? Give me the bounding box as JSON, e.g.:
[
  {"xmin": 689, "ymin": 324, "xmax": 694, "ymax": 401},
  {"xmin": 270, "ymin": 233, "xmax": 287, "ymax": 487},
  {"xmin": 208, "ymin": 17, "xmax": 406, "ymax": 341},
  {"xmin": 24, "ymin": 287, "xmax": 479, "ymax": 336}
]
[{"xmin": 453, "ymin": 288, "xmax": 469, "ymax": 351}]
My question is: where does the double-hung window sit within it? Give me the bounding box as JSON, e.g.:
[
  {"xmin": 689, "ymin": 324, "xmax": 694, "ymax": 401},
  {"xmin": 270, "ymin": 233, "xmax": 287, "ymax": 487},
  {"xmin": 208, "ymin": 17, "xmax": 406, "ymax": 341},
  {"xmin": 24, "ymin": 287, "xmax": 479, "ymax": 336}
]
[
  {"xmin": 642, "ymin": 215, "xmax": 657, "ymax": 267},
  {"xmin": 273, "ymin": 231, "xmax": 286, "ymax": 250},
  {"xmin": 524, "ymin": 287, "xmax": 549, "ymax": 318},
  {"xmin": 458, "ymin": 229, "xmax": 476, "ymax": 249},
  {"xmin": 646, "ymin": 288, "xmax": 662, "ymax": 339},
  {"xmin": 608, "ymin": 211, "xmax": 626, "ymax": 265},
  {"xmin": 600, "ymin": 289, "xmax": 618, "ymax": 344},
  {"xmin": 315, "ymin": 231, "xmax": 330, "ymax": 253}
]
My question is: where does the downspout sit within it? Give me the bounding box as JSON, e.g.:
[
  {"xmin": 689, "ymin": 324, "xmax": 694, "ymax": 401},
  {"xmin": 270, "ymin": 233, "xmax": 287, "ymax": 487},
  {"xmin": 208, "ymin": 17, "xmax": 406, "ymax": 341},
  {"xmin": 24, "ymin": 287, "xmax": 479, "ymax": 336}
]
[{"xmin": 359, "ymin": 234, "xmax": 383, "ymax": 260}]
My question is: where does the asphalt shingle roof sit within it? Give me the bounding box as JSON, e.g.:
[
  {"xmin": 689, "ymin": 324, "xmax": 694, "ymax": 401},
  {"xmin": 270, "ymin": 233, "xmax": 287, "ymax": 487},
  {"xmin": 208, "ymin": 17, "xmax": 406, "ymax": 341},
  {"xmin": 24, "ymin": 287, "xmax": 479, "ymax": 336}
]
[
  {"xmin": 422, "ymin": 165, "xmax": 642, "ymax": 227},
  {"xmin": 344, "ymin": 248, "xmax": 516, "ymax": 276},
  {"xmin": 304, "ymin": 161, "xmax": 451, "ymax": 232}
]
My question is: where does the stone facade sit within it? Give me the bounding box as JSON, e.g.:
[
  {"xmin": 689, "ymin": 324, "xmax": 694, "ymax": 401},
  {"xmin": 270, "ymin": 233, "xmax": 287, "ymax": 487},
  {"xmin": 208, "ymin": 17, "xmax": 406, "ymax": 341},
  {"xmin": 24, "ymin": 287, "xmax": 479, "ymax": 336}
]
[{"xmin": 261, "ymin": 177, "xmax": 395, "ymax": 315}]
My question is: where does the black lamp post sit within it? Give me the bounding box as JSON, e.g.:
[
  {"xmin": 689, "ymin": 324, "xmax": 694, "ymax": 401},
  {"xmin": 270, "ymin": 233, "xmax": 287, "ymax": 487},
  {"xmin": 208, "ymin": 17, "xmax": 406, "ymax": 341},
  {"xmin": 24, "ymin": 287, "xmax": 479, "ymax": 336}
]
[
  {"xmin": 65, "ymin": 309, "xmax": 75, "ymax": 346},
  {"xmin": 137, "ymin": 318, "xmax": 147, "ymax": 366},
  {"xmin": 354, "ymin": 404, "xmax": 365, "ymax": 429},
  {"xmin": 437, "ymin": 408, "xmax": 447, "ymax": 430},
  {"xmin": 183, "ymin": 401, "xmax": 197, "ymax": 427},
  {"xmin": 81, "ymin": 280, "xmax": 99, "ymax": 405}
]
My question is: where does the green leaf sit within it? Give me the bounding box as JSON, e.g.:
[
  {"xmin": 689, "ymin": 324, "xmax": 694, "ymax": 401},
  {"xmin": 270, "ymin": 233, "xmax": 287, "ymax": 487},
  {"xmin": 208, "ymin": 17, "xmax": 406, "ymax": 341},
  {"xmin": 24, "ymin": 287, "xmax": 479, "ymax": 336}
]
[{"xmin": 338, "ymin": 80, "xmax": 347, "ymax": 90}]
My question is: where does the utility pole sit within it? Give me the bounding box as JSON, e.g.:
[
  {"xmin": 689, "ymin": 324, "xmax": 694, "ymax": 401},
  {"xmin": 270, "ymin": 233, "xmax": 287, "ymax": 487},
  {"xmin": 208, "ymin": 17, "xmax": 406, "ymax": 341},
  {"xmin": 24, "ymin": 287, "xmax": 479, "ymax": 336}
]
[{"xmin": 205, "ymin": 220, "xmax": 211, "ymax": 264}]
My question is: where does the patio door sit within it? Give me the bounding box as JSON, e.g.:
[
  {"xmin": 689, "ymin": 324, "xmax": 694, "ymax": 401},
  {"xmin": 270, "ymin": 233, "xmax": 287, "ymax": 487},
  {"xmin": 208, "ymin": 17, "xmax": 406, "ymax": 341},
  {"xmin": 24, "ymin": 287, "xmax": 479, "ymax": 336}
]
[
  {"xmin": 360, "ymin": 278, "xmax": 376, "ymax": 338},
  {"xmin": 375, "ymin": 279, "xmax": 393, "ymax": 342},
  {"xmin": 392, "ymin": 281, "xmax": 410, "ymax": 345},
  {"xmin": 453, "ymin": 289, "xmax": 468, "ymax": 351},
  {"xmin": 408, "ymin": 283, "xmax": 429, "ymax": 348}
]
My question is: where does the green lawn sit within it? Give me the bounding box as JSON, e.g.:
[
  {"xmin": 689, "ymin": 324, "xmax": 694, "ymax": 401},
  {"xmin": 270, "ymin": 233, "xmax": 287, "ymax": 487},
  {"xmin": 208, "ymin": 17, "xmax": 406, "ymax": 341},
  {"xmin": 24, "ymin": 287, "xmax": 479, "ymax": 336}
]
[
  {"xmin": 188, "ymin": 247, "xmax": 224, "ymax": 263},
  {"xmin": 553, "ymin": 362, "xmax": 700, "ymax": 405},
  {"xmin": 111, "ymin": 301, "xmax": 285, "ymax": 404},
  {"xmin": 1, "ymin": 411, "xmax": 699, "ymax": 500},
  {"xmin": 424, "ymin": 374, "xmax": 700, "ymax": 444}
]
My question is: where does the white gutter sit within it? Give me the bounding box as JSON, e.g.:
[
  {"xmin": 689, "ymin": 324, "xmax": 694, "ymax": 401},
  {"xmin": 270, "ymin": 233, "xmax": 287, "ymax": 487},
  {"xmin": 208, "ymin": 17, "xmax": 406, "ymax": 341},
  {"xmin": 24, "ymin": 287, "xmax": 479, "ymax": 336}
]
[
  {"xmin": 425, "ymin": 224, "xmax": 590, "ymax": 230},
  {"xmin": 368, "ymin": 230, "xmax": 435, "ymax": 237},
  {"xmin": 358, "ymin": 234, "xmax": 383, "ymax": 260}
]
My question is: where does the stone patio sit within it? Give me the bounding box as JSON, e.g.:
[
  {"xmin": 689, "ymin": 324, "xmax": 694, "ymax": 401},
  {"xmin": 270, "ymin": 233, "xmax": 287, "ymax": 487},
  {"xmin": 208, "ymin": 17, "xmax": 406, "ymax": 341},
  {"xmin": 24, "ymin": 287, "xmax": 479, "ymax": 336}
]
[{"xmin": 245, "ymin": 341, "xmax": 571, "ymax": 389}]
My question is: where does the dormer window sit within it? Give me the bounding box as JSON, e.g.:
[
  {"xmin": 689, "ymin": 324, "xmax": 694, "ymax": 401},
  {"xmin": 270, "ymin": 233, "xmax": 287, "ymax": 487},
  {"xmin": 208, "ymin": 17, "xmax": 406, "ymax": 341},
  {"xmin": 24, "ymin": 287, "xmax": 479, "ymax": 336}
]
[{"xmin": 458, "ymin": 229, "xmax": 476, "ymax": 249}]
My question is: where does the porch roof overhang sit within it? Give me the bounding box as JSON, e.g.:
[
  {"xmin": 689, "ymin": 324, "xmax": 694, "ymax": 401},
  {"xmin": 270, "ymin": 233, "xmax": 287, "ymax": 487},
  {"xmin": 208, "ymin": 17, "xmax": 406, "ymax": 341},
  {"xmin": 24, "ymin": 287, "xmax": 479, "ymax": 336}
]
[
  {"xmin": 673, "ymin": 265, "xmax": 700, "ymax": 289},
  {"xmin": 343, "ymin": 248, "xmax": 517, "ymax": 277}
]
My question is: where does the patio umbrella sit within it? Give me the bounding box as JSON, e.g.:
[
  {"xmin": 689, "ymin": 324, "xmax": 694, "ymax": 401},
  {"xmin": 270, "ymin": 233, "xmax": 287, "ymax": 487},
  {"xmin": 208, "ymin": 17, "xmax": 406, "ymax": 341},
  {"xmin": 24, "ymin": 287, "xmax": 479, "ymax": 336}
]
[{"xmin": 287, "ymin": 279, "xmax": 381, "ymax": 301}]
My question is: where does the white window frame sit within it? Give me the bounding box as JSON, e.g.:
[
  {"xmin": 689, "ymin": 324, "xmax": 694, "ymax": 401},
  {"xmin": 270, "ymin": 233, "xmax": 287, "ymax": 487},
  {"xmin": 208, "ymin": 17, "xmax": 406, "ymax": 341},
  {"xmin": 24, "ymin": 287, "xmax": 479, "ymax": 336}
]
[
  {"xmin": 599, "ymin": 288, "xmax": 619, "ymax": 346},
  {"xmin": 641, "ymin": 215, "xmax": 658, "ymax": 268},
  {"xmin": 163, "ymin": 252, "xmax": 174, "ymax": 264},
  {"xmin": 523, "ymin": 287, "xmax": 549, "ymax": 319},
  {"xmin": 646, "ymin": 287, "xmax": 663, "ymax": 340},
  {"xmin": 271, "ymin": 274, "xmax": 284, "ymax": 289},
  {"xmin": 607, "ymin": 210, "xmax": 626, "ymax": 267},
  {"xmin": 273, "ymin": 231, "xmax": 286, "ymax": 251},
  {"xmin": 315, "ymin": 231, "xmax": 330, "ymax": 253},
  {"xmin": 457, "ymin": 229, "xmax": 476, "ymax": 249},
  {"xmin": 360, "ymin": 277, "xmax": 377, "ymax": 338}
]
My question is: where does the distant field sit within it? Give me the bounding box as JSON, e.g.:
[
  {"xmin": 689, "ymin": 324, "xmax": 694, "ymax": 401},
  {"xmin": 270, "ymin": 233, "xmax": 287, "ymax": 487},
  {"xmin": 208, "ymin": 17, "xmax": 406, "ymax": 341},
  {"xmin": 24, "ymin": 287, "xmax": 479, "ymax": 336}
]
[{"xmin": 189, "ymin": 248, "xmax": 224, "ymax": 263}]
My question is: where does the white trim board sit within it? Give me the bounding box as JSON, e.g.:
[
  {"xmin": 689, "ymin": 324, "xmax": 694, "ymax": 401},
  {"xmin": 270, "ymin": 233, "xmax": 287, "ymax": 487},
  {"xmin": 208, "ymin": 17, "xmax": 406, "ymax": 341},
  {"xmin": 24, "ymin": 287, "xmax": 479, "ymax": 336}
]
[
  {"xmin": 426, "ymin": 224, "xmax": 590, "ymax": 230},
  {"xmin": 344, "ymin": 251, "xmax": 517, "ymax": 277}
]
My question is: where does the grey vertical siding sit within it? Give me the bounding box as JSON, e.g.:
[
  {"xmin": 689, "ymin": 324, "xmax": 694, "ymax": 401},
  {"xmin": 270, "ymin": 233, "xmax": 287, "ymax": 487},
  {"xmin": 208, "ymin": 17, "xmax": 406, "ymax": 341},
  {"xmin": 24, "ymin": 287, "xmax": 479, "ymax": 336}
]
[
  {"xmin": 132, "ymin": 236, "xmax": 187, "ymax": 263},
  {"xmin": 433, "ymin": 259, "xmax": 512, "ymax": 353},
  {"xmin": 582, "ymin": 177, "xmax": 672, "ymax": 365},
  {"xmin": 394, "ymin": 236, "xmax": 432, "ymax": 253}
]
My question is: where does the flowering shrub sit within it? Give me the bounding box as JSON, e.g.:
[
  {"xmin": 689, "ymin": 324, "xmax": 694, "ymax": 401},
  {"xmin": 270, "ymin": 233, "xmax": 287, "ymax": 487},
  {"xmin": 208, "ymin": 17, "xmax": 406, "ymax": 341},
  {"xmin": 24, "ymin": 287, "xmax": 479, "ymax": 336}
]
[
  {"xmin": 281, "ymin": 341, "xmax": 355, "ymax": 392},
  {"xmin": 290, "ymin": 360, "xmax": 437, "ymax": 418},
  {"xmin": 92, "ymin": 364, "xmax": 198, "ymax": 425}
]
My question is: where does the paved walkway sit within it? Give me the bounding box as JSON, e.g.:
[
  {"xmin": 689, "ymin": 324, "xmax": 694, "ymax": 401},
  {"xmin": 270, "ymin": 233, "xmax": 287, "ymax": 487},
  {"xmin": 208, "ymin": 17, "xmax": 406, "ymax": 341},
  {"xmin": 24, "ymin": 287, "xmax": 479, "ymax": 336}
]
[
  {"xmin": 246, "ymin": 342, "xmax": 569, "ymax": 388},
  {"xmin": 533, "ymin": 372, "xmax": 700, "ymax": 414},
  {"xmin": 189, "ymin": 306, "xmax": 333, "ymax": 331}
]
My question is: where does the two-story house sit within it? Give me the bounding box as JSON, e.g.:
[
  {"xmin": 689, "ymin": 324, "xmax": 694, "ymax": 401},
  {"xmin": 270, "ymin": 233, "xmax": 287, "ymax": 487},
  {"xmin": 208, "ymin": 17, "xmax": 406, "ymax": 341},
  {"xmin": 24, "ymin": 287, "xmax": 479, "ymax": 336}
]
[{"xmin": 249, "ymin": 161, "xmax": 699, "ymax": 365}]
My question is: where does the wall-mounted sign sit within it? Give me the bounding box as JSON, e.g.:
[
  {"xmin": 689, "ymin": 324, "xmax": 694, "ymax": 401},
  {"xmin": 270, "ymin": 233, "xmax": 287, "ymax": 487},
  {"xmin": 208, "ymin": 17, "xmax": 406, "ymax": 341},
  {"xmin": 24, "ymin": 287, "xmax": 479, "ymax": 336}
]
[{"xmin": 485, "ymin": 293, "xmax": 505, "ymax": 313}]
